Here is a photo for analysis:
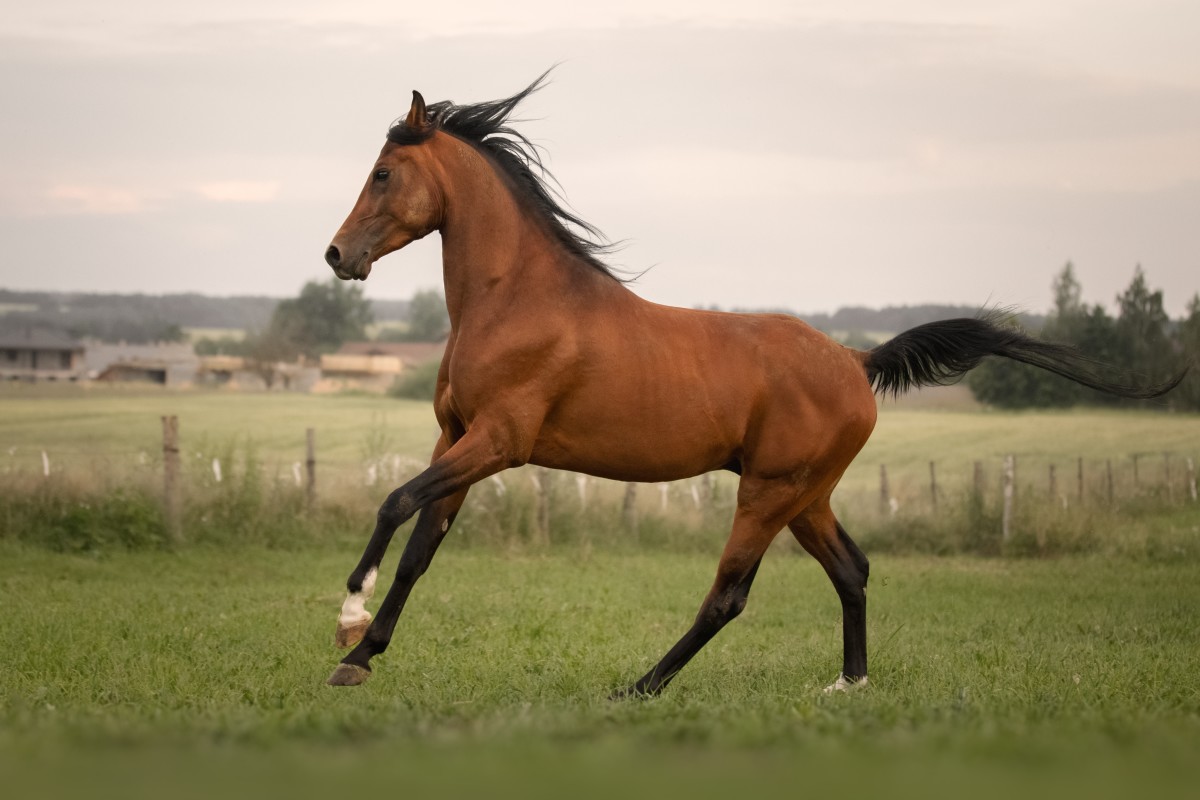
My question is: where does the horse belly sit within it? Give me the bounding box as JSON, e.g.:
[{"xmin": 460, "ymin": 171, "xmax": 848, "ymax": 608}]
[{"xmin": 530, "ymin": 398, "xmax": 737, "ymax": 483}]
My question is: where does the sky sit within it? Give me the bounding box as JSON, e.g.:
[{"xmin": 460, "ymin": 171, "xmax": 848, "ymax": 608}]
[{"xmin": 2, "ymin": 1, "xmax": 1198, "ymax": 316}]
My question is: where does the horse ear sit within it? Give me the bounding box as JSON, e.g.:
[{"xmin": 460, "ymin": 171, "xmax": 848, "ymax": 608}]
[{"xmin": 405, "ymin": 90, "xmax": 429, "ymax": 129}]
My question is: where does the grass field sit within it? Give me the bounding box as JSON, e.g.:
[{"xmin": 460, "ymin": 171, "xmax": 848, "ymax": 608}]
[
  {"xmin": 2, "ymin": 386, "xmax": 1200, "ymax": 797},
  {"xmin": 2, "ymin": 543, "xmax": 1198, "ymax": 798}
]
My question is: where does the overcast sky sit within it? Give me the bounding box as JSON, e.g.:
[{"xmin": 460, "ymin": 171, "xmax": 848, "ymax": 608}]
[{"xmin": 2, "ymin": 1, "xmax": 1198, "ymax": 316}]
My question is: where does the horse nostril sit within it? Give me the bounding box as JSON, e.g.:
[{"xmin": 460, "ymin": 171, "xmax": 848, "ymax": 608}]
[{"xmin": 325, "ymin": 245, "xmax": 341, "ymax": 268}]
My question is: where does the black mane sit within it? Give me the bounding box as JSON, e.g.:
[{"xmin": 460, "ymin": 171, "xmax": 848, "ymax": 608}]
[{"xmin": 387, "ymin": 71, "xmax": 624, "ymax": 282}]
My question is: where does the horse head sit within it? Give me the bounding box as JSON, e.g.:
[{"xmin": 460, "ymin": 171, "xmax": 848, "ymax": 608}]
[{"xmin": 325, "ymin": 91, "xmax": 444, "ymax": 281}]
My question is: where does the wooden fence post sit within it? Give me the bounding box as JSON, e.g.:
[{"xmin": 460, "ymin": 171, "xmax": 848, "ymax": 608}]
[
  {"xmin": 305, "ymin": 427, "xmax": 316, "ymax": 511},
  {"xmin": 1132, "ymin": 453, "xmax": 1140, "ymax": 488},
  {"xmin": 1164, "ymin": 452, "xmax": 1172, "ymax": 503},
  {"xmin": 1106, "ymin": 459, "xmax": 1114, "ymax": 505},
  {"xmin": 1077, "ymin": 456, "xmax": 1084, "ymax": 505},
  {"xmin": 622, "ymin": 483, "xmax": 639, "ymax": 538},
  {"xmin": 929, "ymin": 461, "xmax": 938, "ymax": 512},
  {"xmin": 1187, "ymin": 457, "xmax": 1197, "ymax": 503},
  {"xmin": 162, "ymin": 415, "xmax": 181, "ymax": 543},
  {"xmin": 530, "ymin": 468, "xmax": 552, "ymax": 545},
  {"xmin": 576, "ymin": 473, "xmax": 589, "ymax": 509},
  {"xmin": 700, "ymin": 472, "xmax": 713, "ymax": 511},
  {"xmin": 879, "ymin": 464, "xmax": 891, "ymax": 514},
  {"xmin": 1002, "ymin": 454, "xmax": 1015, "ymax": 542},
  {"xmin": 1048, "ymin": 463, "xmax": 1057, "ymax": 502}
]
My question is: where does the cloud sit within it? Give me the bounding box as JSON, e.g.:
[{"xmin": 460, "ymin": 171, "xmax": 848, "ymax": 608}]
[
  {"xmin": 44, "ymin": 184, "xmax": 160, "ymax": 215},
  {"xmin": 194, "ymin": 180, "xmax": 281, "ymax": 203}
]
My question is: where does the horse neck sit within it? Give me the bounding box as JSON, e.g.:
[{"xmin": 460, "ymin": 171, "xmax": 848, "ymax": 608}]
[{"xmin": 432, "ymin": 136, "xmax": 588, "ymax": 328}]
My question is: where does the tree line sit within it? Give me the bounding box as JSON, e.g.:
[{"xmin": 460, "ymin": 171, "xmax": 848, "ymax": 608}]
[
  {"xmin": 0, "ymin": 288, "xmax": 412, "ymax": 344},
  {"xmin": 193, "ymin": 282, "xmax": 450, "ymax": 377},
  {"xmin": 967, "ymin": 263, "xmax": 1199, "ymax": 411}
]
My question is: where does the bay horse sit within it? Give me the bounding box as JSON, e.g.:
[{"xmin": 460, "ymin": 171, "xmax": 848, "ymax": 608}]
[{"xmin": 322, "ymin": 74, "xmax": 1181, "ymax": 695}]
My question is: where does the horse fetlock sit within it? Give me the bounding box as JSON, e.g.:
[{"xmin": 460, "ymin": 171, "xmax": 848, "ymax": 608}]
[
  {"xmin": 334, "ymin": 616, "xmax": 371, "ymax": 648},
  {"xmin": 337, "ymin": 568, "xmax": 377, "ymax": 647}
]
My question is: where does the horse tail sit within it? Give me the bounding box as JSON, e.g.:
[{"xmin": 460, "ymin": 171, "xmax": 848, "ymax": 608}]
[{"xmin": 863, "ymin": 311, "xmax": 1185, "ymax": 400}]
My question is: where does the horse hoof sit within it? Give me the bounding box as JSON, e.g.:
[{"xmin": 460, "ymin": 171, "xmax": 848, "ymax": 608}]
[
  {"xmin": 326, "ymin": 663, "xmax": 371, "ymax": 686},
  {"xmin": 823, "ymin": 675, "xmax": 869, "ymax": 694},
  {"xmin": 334, "ymin": 618, "xmax": 371, "ymax": 649}
]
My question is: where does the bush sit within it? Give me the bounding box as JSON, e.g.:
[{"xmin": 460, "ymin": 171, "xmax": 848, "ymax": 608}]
[{"xmin": 388, "ymin": 361, "xmax": 441, "ymax": 401}]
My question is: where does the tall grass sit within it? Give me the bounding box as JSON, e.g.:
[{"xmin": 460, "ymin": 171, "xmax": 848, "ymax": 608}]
[
  {"xmin": 3, "ymin": 454, "xmax": 1196, "ymax": 560},
  {"xmin": 2, "ymin": 388, "xmax": 1197, "ymax": 557}
]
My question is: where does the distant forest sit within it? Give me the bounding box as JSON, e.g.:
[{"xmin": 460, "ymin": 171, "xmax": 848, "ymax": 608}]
[
  {"xmin": 0, "ymin": 287, "xmax": 1035, "ymax": 345},
  {"xmin": 3, "ymin": 265, "xmax": 1197, "ymax": 412},
  {"xmin": 0, "ymin": 289, "xmax": 411, "ymax": 343}
]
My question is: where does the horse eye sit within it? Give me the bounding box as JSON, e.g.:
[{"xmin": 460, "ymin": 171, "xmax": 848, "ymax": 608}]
[{"xmin": 373, "ymin": 168, "xmax": 390, "ymax": 182}]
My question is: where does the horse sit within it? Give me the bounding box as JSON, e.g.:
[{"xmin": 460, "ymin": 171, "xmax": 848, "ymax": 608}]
[{"xmin": 322, "ymin": 73, "xmax": 1182, "ymax": 695}]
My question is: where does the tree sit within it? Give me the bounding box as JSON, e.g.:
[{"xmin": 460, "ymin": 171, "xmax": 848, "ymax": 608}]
[
  {"xmin": 1175, "ymin": 293, "xmax": 1200, "ymax": 410},
  {"xmin": 376, "ymin": 289, "xmax": 449, "ymax": 342},
  {"xmin": 965, "ymin": 266, "xmax": 1089, "ymax": 409},
  {"xmin": 1050, "ymin": 261, "xmax": 1084, "ymax": 321},
  {"xmin": 405, "ymin": 289, "xmax": 450, "ymax": 342},
  {"xmin": 264, "ymin": 278, "xmax": 374, "ymax": 360},
  {"xmin": 1114, "ymin": 265, "xmax": 1172, "ymax": 394}
]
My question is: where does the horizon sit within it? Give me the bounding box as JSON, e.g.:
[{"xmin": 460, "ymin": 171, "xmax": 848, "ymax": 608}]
[{"xmin": 0, "ymin": 284, "xmax": 1058, "ymax": 321}]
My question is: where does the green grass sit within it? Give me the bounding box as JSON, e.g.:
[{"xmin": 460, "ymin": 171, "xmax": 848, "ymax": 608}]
[{"xmin": 2, "ymin": 542, "xmax": 1199, "ymax": 797}]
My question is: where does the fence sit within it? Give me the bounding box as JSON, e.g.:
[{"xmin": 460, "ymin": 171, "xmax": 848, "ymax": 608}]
[{"xmin": 4, "ymin": 414, "xmax": 1198, "ymax": 551}]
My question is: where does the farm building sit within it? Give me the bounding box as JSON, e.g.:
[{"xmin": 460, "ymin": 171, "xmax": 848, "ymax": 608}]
[
  {"xmin": 88, "ymin": 341, "xmax": 198, "ymax": 386},
  {"xmin": 316, "ymin": 340, "xmax": 445, "ymax": 392},
  {"xmin": 195, "ymin": 356, "xmax": 320, "ymax": 391},
  {"xmin": 334, "ymin": 340, "xmax": 446, "ymax": 364},
  {"xmin": 0, "ymin": 328, "xmax": 86, "ymax": 381}
]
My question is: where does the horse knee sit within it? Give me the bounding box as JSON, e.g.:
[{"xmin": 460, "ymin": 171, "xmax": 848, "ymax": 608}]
[
  {"xmin": 729, "ymin": 592, "xmax": 750, "ymax": 620},
  {"xmin": 377, "ymin": 488, "xmax": 417, "ymax": 528}
]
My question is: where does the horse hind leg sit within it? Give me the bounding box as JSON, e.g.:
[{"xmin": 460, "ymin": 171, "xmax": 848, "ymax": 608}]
[
  {"xmin": 789, "ymin": 503, "xmax": 870, "ymax": 692},
  {"xmin": 612, "ymin": 502, "xmax": 785, "ymax": 698}
]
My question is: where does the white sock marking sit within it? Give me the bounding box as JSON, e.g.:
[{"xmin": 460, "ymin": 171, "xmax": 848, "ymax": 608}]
[{"xmin": 338, "ymin": 567, "xmax": 377, "ymax": 626}]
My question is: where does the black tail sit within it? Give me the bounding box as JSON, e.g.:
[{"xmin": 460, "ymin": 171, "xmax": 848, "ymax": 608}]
[{"xmin": 865, "ymin": 311, "xmax": 1185, "ymax": 401}]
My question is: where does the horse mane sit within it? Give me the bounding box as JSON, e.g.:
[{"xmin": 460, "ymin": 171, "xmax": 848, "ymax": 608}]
[{"xmin": 387, "ymin": 71, "xmax": 626, "ymax": 283}]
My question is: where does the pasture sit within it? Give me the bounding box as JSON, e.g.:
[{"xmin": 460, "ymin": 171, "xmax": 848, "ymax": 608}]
[
  {"xmin": 2, "ymin": 546, "xmax": 1198, "ymax": 798},
  {"xmin": 2, "ymin": 385, "xmax": 1199, "ymax": 797}
]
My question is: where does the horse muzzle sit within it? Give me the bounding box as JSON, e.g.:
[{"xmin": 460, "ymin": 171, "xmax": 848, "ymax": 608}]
[{"xmin": 325, "ymin": 243, "xmax": 373, "ymax": 281}]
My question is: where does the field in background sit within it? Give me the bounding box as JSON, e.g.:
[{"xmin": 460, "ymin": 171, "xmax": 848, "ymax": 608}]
[
  {"xmin": 1, "ymin": 382, "xmax": 1198, "ymax": 557},
  {"xmin": 181, "ymin": 326, "xmax": 246, "ymax": 342}
]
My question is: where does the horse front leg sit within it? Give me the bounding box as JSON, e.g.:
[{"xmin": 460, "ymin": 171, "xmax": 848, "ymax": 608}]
[
  {"xmin": 334, "ymin": 433, "xmax": 456, "ymax": 648},
  {"xmin": 327, "ymin": 489, "xmax": 468, "ymax": 686},
  {"xmin": 326, "ymin": 423, "xmax": 523, "ymax": 686}
]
